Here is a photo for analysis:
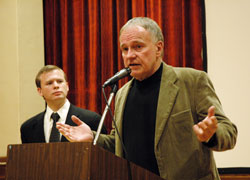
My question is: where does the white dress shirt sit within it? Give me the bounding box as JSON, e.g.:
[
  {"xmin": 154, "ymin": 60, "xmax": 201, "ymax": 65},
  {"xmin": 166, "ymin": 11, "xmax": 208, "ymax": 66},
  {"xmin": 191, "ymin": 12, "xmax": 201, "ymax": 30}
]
[{"xmin": 44, "ymin": 99, "xmax": 70, "ymax": 143}]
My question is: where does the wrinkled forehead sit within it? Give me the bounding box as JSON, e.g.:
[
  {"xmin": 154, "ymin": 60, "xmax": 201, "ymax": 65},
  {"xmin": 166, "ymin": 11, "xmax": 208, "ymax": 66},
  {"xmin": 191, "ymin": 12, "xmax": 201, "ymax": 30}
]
[{"xmin": 120, "ymin": 26, "xmax": 153, "ymax": 46}]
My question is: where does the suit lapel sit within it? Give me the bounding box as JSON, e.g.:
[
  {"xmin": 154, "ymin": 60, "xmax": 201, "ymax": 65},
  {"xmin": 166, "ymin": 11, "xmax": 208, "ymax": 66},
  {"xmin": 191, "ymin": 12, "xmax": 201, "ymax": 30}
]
[
  {"xmin": 155, "ymin": 64, "xmax": 179, "ymax": 147},
  {"xmin": 65, "ymin": 104, "xmax": 75, "ymax": 125},
  {"xmin": 61, "ymin": 104, "xmax": 74, "ymax": 142}
]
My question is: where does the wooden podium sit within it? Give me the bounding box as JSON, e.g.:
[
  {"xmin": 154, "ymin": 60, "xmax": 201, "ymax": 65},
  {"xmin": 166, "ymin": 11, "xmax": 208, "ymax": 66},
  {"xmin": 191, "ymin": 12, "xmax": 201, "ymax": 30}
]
[{"xmin": 5, "ymin": 142, "xmax": 164, "ymax": 180}]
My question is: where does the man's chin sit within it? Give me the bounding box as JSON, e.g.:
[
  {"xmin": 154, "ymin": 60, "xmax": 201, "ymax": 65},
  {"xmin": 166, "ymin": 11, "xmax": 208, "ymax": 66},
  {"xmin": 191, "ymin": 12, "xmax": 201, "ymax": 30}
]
[
  {"xmin": 132, "ymin": 73, "xmax": 145, "ymax": 81},
  {"xmin": 53, "ymin": 96, "xmax": 66, "ymax": 101}
]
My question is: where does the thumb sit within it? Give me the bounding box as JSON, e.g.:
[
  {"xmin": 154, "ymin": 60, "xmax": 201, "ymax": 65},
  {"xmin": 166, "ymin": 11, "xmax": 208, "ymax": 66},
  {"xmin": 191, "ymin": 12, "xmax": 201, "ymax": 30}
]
[
  {"xmin": 207, "ymin": 106, "xmax": 215, "ymax": 118},
  {"xmin": 71, "ymin": 115, "xmax": 83, "ymax": 126}
]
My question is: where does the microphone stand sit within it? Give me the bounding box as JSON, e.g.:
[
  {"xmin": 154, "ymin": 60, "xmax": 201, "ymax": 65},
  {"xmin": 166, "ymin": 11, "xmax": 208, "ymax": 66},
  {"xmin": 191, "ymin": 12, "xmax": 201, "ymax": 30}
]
[
  {"xmin": 93, "ymin": 83, "xmax": 132, "ymax": 180},
  {"xmin": 93, "ymin": 84, "xmax": 118, "ymax": 146}
]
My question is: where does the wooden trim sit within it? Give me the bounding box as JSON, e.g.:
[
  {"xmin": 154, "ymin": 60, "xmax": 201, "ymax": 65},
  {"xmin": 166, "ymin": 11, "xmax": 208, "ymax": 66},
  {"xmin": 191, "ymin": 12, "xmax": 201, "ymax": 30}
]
[
  {"xmin": 219, "ymin": 168, "xmax": 250, "ymax": 180},
  {"xmin": 0, "ymin": 157, "xmax": 6, "ymax": 163},
  {"xmin": 220, "ymin": 174, "xmax": 250, "ymax": 180},
  {"xmin": 0, "ymin": 157, "xmax": 6, "ymax": 180}
]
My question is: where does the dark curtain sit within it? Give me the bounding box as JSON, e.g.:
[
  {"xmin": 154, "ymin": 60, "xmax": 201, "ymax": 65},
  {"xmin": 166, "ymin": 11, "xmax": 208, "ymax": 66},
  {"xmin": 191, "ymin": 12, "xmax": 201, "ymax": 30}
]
[{"xmin": 43, "ymin": 0, "xmax": 206, "ymax": 132}]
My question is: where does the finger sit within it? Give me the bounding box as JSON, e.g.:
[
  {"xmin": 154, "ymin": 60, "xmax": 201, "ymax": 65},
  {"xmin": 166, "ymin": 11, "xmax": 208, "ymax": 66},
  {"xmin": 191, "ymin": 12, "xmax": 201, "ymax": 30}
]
[
  {"xmin": 56, "ymin": 122, "xmax": 70, "ymax": 127},
  {"xmin": 56, "ymin": 123, "xmax": 64, "ymax": 131},
  {"xmin": 207, "ymin": 106, "xmax": 215, "ymax": 118},
  {"xmin": 210, "ymin": 116, "xmax": 218, "ymax": 125},
  {"xmin": 71, "ymin": 115, "xmax": 83, "ymax": 126},
  {"xmin": 193, "ymin": 125, "xmax": 203, "ymax": 136},
  {"xmin": 198, "ymin": 121, "xmax": 209, "ymax": 132},
  {"xmin": 204, "ymin": 116, "xmax": 218, "ymax": 129},
  {"xmin": 199, "ymin": 120, "xmax": 215, "ymax": 137},
  {"xmin": 56, "ymin": 122, "xmax": 65, "ymax": 128},
  {"xmin": 62, "ymin": 133, "xmax": 74, "ymax": 142},
  {"xmin": 56, "ymin": 122, "xmax": 71, "ymax": 130},
  {"xmin": 57, "ymin": 125, "xmax": 68, "ymax": 134},
  {"xmin": 193, "ymin": 125, "xmax": 205, "ymax": 141},
  {"xmin": 58, "ymin": 127, "xmax": 74, "ymax": 142}
]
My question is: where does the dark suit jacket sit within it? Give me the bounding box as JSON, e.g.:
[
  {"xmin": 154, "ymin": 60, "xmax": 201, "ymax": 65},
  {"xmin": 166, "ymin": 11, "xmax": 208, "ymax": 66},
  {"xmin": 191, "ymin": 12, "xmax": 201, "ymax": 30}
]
[{"xmin": 21, "ymin": 104, "xmax": 107, "ymax": 143}]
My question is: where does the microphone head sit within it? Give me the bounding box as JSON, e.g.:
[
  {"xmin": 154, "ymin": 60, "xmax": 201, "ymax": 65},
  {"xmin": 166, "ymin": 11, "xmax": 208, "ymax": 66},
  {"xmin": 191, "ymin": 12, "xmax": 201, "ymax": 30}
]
[
  {"xmin": 125, "ymin": 67, "xmax": 131, "ymax": 74},
  {"xmin": 117, "ymin": 67, "xmax": 131, "ymax": 78},
  {"xmin": 102, "ymin": 67, "xmax": 131, "ymax": 88}
]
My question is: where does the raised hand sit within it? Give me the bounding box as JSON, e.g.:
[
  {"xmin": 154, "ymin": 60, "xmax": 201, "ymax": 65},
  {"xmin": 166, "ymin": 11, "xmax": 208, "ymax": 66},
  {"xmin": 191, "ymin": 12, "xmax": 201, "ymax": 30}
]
[
  {"xmin": 56, "ymin": 115, "xmax": 94, "ymax": 142},
  {"xmin": 193, "ymin": 106, "xmax": 218, "ymax": 142}
]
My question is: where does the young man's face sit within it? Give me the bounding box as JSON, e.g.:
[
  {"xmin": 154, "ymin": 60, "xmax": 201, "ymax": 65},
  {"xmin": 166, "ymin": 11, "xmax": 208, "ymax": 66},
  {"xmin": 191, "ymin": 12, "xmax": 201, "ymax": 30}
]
[
  {"xmin": 37, "ymin": 69, "xmax": 69, "ymax": 104},
  {"xmin": 120, "ymin": 25, "xmax": 163, "ymax": 81}
]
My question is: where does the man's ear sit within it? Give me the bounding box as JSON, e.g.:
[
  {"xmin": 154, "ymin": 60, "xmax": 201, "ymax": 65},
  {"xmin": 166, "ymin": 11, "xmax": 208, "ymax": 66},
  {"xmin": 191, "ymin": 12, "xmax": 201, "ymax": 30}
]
[
  {"xmin": 37, "ymin": 87, "xmax": 43, "ymax": 97},
  {"xmin": 155, "ymin": 41, "xmax": 164, "ymax": 57},
  {"xmin": 66, "ymin": 82, "xmax": 69, "ymax": 92}
]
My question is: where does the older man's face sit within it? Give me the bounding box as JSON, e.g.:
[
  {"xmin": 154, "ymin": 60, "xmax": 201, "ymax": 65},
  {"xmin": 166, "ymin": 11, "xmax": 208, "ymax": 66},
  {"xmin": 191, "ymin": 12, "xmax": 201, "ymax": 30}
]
[{"xmin": 120, "ymin": 25, "xmax": 163, "ymax": 81}]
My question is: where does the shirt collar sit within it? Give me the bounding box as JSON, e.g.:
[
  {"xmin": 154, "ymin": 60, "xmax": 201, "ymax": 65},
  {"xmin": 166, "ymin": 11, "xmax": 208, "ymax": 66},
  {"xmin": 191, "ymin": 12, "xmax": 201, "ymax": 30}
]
[{"xmin": 46, "ymin": 99, "xmax": 70, "ymax": 122}]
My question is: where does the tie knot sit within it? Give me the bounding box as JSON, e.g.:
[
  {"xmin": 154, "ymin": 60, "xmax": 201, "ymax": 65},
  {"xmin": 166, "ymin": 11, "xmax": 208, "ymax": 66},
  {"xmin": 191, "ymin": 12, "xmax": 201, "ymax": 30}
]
[{"xmin": 51, "ymin": 112, "xmax": 60, "ymax": 122}]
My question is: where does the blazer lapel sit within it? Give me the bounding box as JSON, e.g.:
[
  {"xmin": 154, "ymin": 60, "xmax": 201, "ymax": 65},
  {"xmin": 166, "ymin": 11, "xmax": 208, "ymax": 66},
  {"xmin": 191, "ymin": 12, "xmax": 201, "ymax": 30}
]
[
  {"xmin": 115, "ymin": 81, "xmax": 133, "ymax": 157},
  {"xmin": 64, "ymin": 104, "xmax": 75, "ymax": 125},
  {"xmin": 155, "ymin": 64, "xmax": 179, "ymax": 147}
]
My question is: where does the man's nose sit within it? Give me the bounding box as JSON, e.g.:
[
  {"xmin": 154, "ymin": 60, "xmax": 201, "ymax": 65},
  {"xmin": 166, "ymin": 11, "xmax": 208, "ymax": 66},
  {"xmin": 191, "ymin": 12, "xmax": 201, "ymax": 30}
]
[
  {"xmin": 127, "ymin": 49, "xmax": 136, "ymax": 58},
  {"xmin": 53, "ymin": 81, "xmax": 59, "ymax": 88}
]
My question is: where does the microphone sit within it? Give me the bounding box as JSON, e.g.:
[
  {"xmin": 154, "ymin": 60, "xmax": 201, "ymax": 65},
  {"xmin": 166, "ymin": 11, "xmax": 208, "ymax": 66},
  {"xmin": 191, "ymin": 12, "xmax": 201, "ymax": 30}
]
[{"xmin": 102, "ymin": 67, "xmax": 131, "ymax": 88}]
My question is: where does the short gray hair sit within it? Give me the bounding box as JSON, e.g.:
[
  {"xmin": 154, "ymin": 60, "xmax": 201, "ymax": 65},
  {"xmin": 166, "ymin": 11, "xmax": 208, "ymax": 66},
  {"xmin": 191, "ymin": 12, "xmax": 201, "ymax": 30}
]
[{"xmin": 119, "ymin": 17, "xmax": 164, "ymax": 43}]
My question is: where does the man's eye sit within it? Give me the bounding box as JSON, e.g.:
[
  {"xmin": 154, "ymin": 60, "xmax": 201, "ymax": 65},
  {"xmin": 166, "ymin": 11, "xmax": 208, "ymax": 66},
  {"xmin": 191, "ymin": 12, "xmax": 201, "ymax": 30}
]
[
  {"xmin": 123, "ymin": 47, "xmax": 128, "ymax": 52},
  {"xmin": 135, "ymin": 45, "xmax": 143, "ymax": 50}
]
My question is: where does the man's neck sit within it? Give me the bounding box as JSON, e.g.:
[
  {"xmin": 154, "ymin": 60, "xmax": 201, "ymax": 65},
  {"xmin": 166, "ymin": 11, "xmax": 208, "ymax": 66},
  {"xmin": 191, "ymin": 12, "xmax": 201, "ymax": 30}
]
[
  {"xmin": 47, "ymin": 99, "xmax": 66, "ymax": 112},
  {"xmin": 138, "ymin": 59, "xmax": 162, "ymax": 81}
]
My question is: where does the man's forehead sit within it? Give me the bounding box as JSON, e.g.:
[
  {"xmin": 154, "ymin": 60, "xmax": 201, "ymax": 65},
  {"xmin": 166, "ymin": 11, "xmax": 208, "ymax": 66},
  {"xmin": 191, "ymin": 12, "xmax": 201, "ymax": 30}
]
[
  {"xmin": 41, "ymin": 70, "xmax": 64, "ymax": 80},
  {"xmin": 120, "ymin": 26, "xmax": 151, "ymax": 46}
]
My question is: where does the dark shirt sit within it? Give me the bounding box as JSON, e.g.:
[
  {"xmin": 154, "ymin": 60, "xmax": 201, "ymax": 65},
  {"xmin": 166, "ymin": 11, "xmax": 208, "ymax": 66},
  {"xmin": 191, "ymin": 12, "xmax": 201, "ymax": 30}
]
[{"xmin": 122, "ymin": 63, "xmax": 163, "ymax": 175}]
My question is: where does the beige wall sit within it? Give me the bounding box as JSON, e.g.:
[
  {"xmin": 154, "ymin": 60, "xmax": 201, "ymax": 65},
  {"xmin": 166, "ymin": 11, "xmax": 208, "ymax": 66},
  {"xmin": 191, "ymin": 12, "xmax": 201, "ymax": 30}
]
[
  {"xmin": 206, "ymin": 0, "xmax": 250, "ymax": 167},
  {"xmin": 0, "ymin": 0, "xmax": 44, "ymax": 156}
]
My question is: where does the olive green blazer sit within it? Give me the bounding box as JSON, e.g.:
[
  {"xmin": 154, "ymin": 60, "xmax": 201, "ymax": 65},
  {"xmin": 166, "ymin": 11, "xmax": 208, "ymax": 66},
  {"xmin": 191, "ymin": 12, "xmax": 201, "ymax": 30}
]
[{"xmin": 97, "ymin": 62, "xmax": 237, "ymax": 180}]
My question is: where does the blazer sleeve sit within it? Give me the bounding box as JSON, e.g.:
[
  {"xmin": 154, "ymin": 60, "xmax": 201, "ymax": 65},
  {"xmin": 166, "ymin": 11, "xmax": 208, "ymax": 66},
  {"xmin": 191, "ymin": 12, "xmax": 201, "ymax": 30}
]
[
  {"xmin": 20, "ymin": 124, "xmax": 28, "ymax": 143},
  {"xmin": 195, "ymin": 71, "xmax": 237, "ymax": 151},
  {"xmin": 93, "ymin": 130, "xmax": 115, "ymax": 153}
]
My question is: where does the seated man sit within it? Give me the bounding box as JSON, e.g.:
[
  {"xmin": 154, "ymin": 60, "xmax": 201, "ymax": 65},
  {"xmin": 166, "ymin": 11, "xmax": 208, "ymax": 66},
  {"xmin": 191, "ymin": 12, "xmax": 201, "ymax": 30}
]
[{"xmin": 21, "ymin": 65, "xmax": 107, "ymax": 143}]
